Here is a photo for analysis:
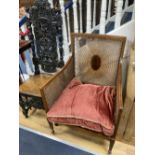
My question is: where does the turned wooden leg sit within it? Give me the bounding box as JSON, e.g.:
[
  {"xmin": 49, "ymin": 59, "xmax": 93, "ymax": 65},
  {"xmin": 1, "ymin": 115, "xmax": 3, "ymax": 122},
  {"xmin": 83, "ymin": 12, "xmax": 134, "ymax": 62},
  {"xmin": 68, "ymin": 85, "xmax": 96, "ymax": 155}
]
[
  {"xmin": 108, "ymin": 139, "xmax": 115, "ymax": 155},
  {"xmin": 48, "ymin": 121, "xmax": 55, "ymax": 134},
  {"xmin": 23, "ymin": 108, "xmax": 29, "ymax": 118}
]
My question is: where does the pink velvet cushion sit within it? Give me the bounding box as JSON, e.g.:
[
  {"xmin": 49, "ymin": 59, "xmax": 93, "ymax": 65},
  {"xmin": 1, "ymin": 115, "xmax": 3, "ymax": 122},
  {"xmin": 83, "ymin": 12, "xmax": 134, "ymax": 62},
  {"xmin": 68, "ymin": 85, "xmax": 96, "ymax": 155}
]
[{"xmin": 47, "ymin": 79, "xmax": 116, "ymax": 136}]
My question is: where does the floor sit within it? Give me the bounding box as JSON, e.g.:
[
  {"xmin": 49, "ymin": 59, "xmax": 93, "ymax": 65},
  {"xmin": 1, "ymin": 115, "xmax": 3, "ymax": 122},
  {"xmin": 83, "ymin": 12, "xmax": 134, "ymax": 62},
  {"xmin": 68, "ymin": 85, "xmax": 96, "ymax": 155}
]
[{"xmin": 19, "ymin": 108, "xmax": 135, "ymax": 155}]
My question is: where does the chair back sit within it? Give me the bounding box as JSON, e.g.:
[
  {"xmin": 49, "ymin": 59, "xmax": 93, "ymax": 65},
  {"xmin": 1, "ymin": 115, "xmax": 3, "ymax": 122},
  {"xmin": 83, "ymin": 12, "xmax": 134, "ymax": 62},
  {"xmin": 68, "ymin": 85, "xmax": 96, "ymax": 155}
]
[
  {"xmin": 29, "ymin": 0, "xmax": 64, "ymax": 73},
  {"xmin": 71, "ymin": 33, "xmax": 126, "ymax": 86}
]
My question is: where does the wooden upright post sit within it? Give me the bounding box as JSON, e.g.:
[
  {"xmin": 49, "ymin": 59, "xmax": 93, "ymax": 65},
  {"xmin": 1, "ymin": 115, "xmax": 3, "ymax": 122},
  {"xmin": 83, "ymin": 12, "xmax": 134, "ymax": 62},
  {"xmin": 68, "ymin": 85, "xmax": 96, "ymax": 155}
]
[
  {"xmin": 66, "ymin": 9, "xmax": 71, "ymax": 44},
  {"xmin": 115, "ymin": 0, "xmax": 123, "ymax": 29},
  {"xmin": 79, "ymin": 0, "xmax": 83, "ymax": 33},
  {"xmin": 99, "ymin": 0, "xmax": 107, "ymax": 34},
  {"xmin": 107, "ymin": 0, "xmax": 112, "ymax": 19},
  {"xmin": 93, "ymin": 0, "xmax": 96, "ymax": 28},
  {"xmin": 86, "ymin": 0, "xmax": 92, "ymax": 33},
  {"xmin": 48, "ymin": 0, "xmax": 54, "ymax": 8},
  {"xmin": 73, "ymin": 0, "xmax": 79, "ymax": 33},
  {"xmin": 125, "ymin": 0, "xmax": 128, "ymax": 8},
  {"xmin": 59, "ymin": 0, "xmax": 69, "ymax": 59}
]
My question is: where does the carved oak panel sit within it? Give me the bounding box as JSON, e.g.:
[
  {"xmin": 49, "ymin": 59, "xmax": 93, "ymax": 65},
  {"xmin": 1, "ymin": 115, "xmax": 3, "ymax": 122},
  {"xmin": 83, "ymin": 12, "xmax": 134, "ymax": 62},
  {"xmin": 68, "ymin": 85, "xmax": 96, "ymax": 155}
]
[{"xmin": 29, "ymin": 0, "xmax": 64, "ymax": 73}]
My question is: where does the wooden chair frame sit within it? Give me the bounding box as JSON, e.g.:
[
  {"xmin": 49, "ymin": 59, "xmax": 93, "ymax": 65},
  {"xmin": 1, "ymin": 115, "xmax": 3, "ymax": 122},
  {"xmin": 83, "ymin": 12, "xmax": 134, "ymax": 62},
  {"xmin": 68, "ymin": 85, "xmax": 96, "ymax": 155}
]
[{"xmin": 41, "ymin": 33, "xmax": 126, "ymax": 154}]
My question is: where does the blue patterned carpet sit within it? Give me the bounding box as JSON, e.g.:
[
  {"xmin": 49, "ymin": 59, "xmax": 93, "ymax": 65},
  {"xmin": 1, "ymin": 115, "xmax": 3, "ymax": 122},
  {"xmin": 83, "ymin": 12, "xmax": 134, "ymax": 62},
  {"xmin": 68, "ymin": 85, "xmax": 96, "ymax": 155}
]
[{"xmin": 19, "ymin": 127, "xmax": 100, "ymax": 155}]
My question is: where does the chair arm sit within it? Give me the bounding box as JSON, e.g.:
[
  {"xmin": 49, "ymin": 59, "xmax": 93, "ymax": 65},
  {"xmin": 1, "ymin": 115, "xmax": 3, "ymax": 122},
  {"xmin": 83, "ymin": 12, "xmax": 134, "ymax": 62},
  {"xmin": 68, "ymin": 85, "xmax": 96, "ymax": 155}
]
[
  {"xmin": 114, "ymin": 62, "xmax": 123, "ymax": 128},
  {"xmin": 40, "ymin": 56, "xmax": 74, "ymax": 112},
  {"xmin": 116, "ymin": 62, "xmax": 123, "ymax": 110}
]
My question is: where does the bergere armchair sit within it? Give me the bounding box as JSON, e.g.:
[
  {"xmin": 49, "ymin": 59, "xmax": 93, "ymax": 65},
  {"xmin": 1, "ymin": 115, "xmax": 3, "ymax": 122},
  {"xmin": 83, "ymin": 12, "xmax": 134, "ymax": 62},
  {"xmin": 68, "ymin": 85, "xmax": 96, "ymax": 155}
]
[{"xmin": 41, "ymin": 33, "xmax": 126, "ymax": 154}]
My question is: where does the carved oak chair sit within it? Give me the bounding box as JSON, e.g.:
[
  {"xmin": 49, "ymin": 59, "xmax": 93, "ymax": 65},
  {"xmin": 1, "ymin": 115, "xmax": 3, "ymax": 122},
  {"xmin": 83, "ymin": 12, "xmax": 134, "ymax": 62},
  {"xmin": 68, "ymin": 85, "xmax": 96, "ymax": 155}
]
[
  {"xmin": 19, "ymin": 0, "xmax": 64, "ymax": 117},
  {"xmin": 41, "ymin": 33, "xmax": 126, "ymax": 154}
]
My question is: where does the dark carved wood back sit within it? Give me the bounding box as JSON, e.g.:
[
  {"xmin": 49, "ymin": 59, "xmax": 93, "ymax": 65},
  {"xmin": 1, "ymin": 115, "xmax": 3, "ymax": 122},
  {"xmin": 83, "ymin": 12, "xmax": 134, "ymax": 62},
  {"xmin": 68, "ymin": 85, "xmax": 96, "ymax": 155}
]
[{"xmin": 27, "ymin": 0, "xmax": 64, "ymax": 74}]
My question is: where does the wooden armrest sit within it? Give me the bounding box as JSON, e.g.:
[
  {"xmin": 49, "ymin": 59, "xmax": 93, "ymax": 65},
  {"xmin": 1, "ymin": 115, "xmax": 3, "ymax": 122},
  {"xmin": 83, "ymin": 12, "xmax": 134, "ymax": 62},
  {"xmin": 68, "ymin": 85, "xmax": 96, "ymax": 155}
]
[
  {"xmin": 40, "ymin": 56, "xmax": 74, "ymax": 112},
  {"xmin": 116, "ymin": 62, "xmax": 123, "ymax": 110},
  {"xmin": 114, "ymin": 62, "xmax": 123, "ymax": 129}
]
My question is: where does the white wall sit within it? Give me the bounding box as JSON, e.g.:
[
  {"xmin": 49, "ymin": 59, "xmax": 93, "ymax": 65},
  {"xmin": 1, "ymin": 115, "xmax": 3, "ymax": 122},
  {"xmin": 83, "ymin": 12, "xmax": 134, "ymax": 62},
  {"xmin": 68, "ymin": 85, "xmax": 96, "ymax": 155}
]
[
  {"xmin": 108, "ymin": 20, "xmax": 135, "ymax": 57},
  {"xmin": 108, "ymin": 20, "xmax": 135, "ymax": 95}
]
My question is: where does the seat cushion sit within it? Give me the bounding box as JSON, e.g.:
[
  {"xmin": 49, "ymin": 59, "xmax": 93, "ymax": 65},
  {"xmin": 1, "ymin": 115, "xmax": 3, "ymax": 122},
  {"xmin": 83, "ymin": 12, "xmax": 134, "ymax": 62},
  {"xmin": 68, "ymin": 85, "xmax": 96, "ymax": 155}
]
[{"xmin": 47, "ymin": 79, "xmax": 116, "ymax": 136}]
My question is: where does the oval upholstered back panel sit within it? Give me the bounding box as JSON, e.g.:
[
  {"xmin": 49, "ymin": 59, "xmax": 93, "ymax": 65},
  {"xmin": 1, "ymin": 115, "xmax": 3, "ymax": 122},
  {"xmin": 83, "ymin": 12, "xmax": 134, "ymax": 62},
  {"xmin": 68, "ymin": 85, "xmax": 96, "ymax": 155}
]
[{"xmin": 72, "ymin": 34, "xmax": 126, "ymax": 86}]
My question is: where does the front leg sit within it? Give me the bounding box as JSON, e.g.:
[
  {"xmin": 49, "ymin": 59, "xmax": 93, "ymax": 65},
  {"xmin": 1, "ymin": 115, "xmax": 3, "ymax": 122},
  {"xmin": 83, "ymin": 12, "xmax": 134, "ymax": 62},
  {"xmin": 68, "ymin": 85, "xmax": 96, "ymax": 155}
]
[
  {"xmin": 47, "ymin": 121, "xmax": 55, "ymax": 134},
  {"xmin": 19, "ymin": 94, "xmax": 31, "ymax": 118}
]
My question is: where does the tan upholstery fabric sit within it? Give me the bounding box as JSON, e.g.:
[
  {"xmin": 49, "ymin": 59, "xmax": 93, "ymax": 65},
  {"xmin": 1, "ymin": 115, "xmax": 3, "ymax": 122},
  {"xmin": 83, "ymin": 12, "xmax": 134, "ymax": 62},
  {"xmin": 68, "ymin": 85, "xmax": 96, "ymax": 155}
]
[{"xmin": 74, "ymin": 38, "xmax": 122, "ymax": 86}]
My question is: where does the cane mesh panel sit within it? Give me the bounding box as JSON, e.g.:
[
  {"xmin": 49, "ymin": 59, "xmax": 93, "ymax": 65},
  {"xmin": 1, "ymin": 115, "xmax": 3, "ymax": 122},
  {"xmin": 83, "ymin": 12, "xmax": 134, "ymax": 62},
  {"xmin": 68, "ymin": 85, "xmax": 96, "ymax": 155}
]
[{"xmin": 73, "ymin": 36, "xmax": 124, "ymax": 86}]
